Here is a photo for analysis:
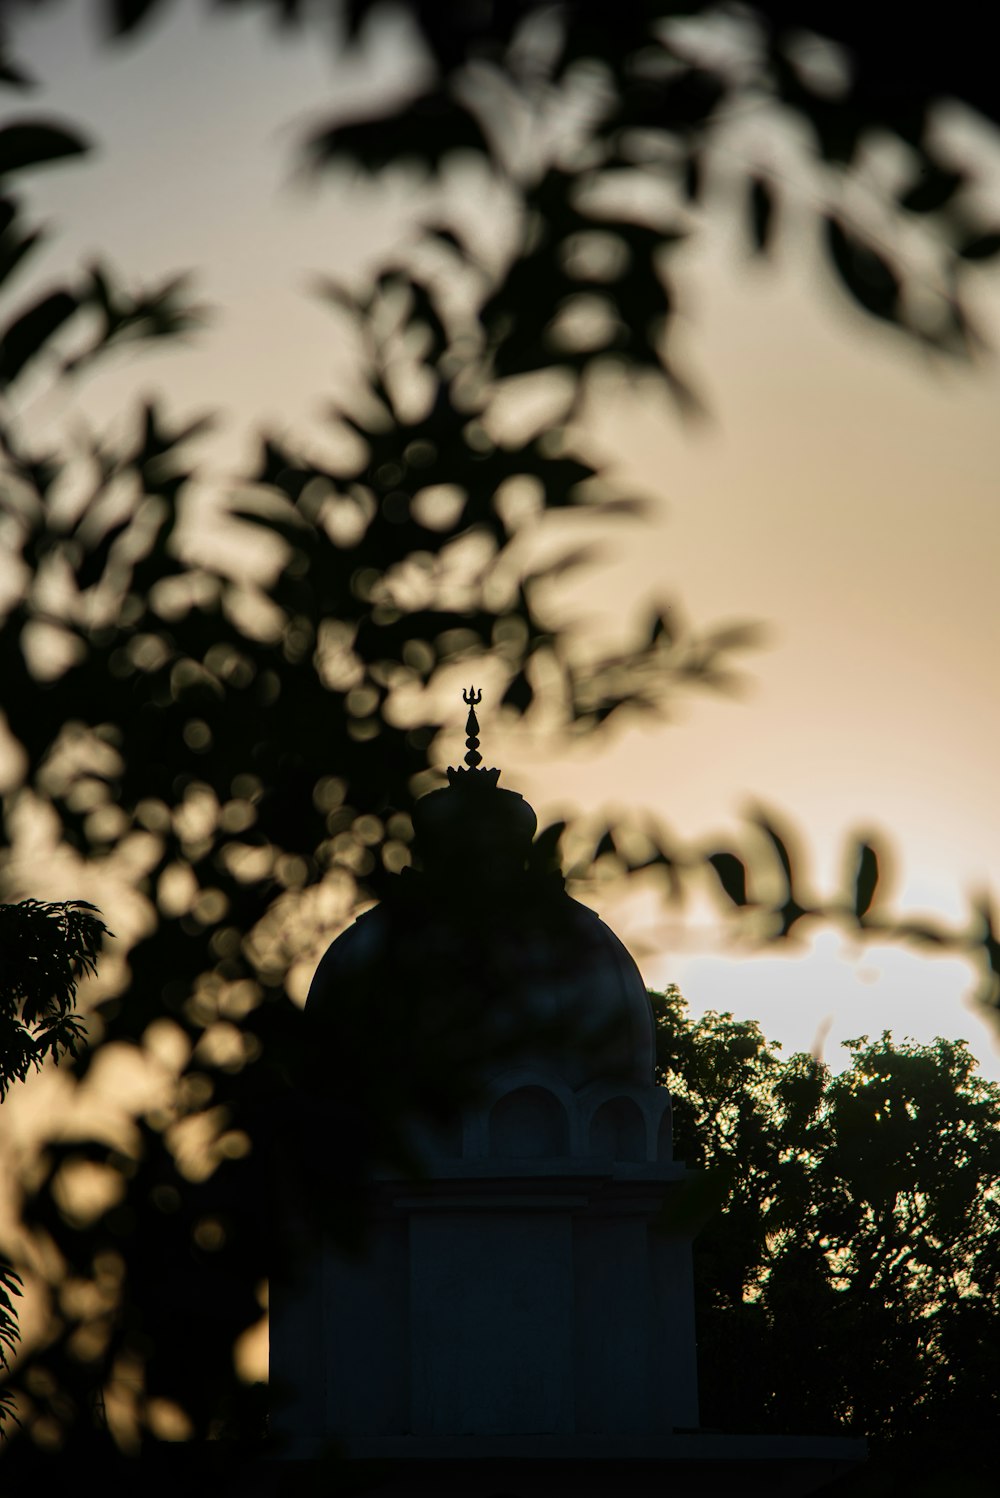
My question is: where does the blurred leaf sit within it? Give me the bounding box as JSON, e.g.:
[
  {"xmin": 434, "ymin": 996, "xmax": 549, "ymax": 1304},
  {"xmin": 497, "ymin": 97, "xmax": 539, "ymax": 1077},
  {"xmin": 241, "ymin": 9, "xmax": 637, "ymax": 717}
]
[
  {"xmin": 0, "ymin": 286, "xmax": 78, "ymax": 387},
  {"xmin": 106, "ymin": 0, "xmax": 169, "ymax": 37},
  {"xmin": 501, "ymin": 669, "xmax": 534, "ymax": 712},
  {"xmin": 972, "ymin": 896, "xmax": 1000, "ymax": 992},
  {"xmin": 771, "ymin": 52, "xmax": 865, "ymax": 166},
  {"xmin": 594, "ymin": 828, "xmax": 617, "ymax": 860},
  {"xmin": 958, "ymin": 230, "xmax": 1000, "ymax": 262},
  {"xmin": 404, "ymin": 276, "xmax": 450, "ymax": 365},
  {"xmin": 897, "ymin": 919, "xmax": 946, "ymax": 947},
  {"xmin": 73, "ymin": 516, "xmax": 132, "ymax": 591},
  {"xmin": 899, "ymin": 165, "xmax": 965, "ymax": 214},
  {"xmin": 424, "ymin": 222, "xmax": 471, "ymax": 259},
  {"xmin": 648, "ymin": 607, "xmax": 674, "ymax": 646},
  {"xmin": 0, "ymin": 216, "xmax": 44, "ymax": 291},
  {"xmin": 0, "ymin": 48, "xmax": 36, "ymax": 90},
  {"xmin": 0, "ymin": 119, "xmax": 89, "ymax": 177},
  {"xmin": 305, "ymin": 88, "xmax": 489, "ymax": 175},
  {"xmin": 825, "ymin": 217, "xmax": 901, "ymax": 325},
  {"xmin": 310, "ymin": 272, "xmax": 365, "ymax": 317},
  {"xmin": 748, "ymin": 175, "xmax": 776, "ymax": 254},
  {"xmin": 705, "ymin": 621, "xmax": 765, "ymax": 653},
  {"xmin": 524, "ymin": 545, "xmax": 598, "ymax": 586},
  {"xmin": 708, "ymin": 851, "xmax": 748, "ymax": 907},
  {"xmin": 752, "ymin": 811, "xmax": 810, "ymax": 935},
  {"xmin": 853, "ymin": 841, "xmax": 879, "ymax": 919},
  {"xmin": 682, "ymin": 150, "xmax": 703, "ymax": 204},
  {"xmin": 63, "ymin": 265, "xmax": 208, "ymax": 374},
  {"xmin": 753, "ymin": 810, "xmax": 794, "ymax": 887}
]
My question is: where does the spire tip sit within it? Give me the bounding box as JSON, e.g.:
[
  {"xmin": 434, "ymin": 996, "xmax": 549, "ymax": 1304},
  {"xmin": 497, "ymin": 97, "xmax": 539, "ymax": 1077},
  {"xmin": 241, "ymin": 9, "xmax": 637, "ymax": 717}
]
[{"xmin": 463, "ymin": 686, "xmax": 483, "ymax": 768}]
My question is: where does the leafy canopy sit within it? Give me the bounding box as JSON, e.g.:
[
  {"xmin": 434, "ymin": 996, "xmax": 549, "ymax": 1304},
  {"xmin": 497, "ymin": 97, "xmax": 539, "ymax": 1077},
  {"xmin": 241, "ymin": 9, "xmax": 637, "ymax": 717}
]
[
  {"xmin": 0, "ymin": 897, "xmax": 109, "ymax": 1427},
  {"xmin": 654, "ymin": 987, "xmax": 1000, "ymax": 1447}
]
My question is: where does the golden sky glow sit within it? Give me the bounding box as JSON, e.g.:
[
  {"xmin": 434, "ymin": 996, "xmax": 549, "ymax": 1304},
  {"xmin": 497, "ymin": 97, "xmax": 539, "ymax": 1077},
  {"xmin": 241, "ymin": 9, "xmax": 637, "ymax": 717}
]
[{"xmin": 9, "ymin": 3, "xmax": 1000, "ymax": 1078}]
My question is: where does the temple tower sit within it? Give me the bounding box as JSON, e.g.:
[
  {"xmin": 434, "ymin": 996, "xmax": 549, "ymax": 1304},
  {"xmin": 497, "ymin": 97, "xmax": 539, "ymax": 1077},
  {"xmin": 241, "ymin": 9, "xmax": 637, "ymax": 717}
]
[
  {"xmin": 269, "ymin": 696, "xmax": 865, "ymax": 1491},
  {"xmin": 271, "ymin": 694, "xmax": 699, "ymax": 1457}
]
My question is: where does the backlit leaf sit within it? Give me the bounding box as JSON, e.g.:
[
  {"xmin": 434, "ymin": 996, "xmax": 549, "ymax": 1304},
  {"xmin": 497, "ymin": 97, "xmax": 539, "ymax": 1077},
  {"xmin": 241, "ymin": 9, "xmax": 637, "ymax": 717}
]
[
  {"xmin": 708, "ymin": 851, "xmax": 748, "ymax": 906},
  {"xmin": 0, "ymin": 287, "xmax": 78, "ymax": 387},
  {"xmin": 0, "ymin": 120, "xmax": 89, "ymax": 177}
]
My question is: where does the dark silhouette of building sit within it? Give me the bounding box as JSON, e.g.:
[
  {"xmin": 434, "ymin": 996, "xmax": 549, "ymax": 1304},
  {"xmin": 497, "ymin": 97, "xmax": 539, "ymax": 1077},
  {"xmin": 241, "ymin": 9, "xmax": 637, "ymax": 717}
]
[{"xmin": 271, "ymin": 693, "xmax": 864, "ymax": 1494}]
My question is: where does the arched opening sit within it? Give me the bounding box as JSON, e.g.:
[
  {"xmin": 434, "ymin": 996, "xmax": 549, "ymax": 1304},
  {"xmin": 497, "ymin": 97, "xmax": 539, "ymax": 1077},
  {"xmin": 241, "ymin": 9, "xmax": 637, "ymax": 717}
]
[{"xmin": 488, "ymin": 1085, "xmax": 569, "ymax": 1158}]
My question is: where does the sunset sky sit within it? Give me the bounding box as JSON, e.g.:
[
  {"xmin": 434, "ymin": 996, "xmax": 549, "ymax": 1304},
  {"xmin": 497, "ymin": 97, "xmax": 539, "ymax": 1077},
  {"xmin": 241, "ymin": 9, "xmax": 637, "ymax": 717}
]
[{"xmin": 8, "ymin": 2, "xmax": 1000, "ymax": 1079}]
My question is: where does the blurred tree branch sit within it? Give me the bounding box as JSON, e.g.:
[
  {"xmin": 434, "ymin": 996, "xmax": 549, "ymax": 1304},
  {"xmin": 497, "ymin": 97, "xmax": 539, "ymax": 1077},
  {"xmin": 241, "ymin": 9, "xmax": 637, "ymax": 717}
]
[{"xmin": 0, "ymin": 0, "xmax": 998, "ymax": 1461}]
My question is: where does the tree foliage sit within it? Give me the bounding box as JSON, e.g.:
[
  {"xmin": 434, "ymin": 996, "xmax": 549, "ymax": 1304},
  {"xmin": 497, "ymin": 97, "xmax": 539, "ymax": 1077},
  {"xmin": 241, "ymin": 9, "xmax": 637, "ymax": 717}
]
[
  {"xmin": 0, "ymin": 897, "xmax": 108, "ymax": 1427},
  {"xmin": 0, "ymin": 19, "xmax": 747, "ymax": 1452},
  {"xmin": 0, "ymin": 0, "xmax": 999, "ymax": 1464},
  {"xmin": 653, "ymin": 987, "xmax": 1000, "ymax": 1468},
  {"xmin": 0, "ymin": 899, "xmax": 106, "ymax": 1096}
]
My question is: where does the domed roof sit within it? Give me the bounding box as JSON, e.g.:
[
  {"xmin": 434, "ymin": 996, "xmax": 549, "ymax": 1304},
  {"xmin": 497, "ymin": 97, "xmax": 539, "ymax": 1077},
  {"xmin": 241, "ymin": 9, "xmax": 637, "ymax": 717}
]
[
  {"xmin": 305, "ymin": 693, "xmax": 655, "ymax": 1090},
  {"xmin": 307, "ymin": 886, "xmax": 654, "ymax": 1090}
]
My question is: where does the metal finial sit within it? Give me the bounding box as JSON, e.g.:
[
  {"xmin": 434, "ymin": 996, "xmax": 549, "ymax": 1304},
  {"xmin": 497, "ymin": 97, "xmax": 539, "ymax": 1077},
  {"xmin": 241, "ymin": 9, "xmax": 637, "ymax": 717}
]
[{"xmin": 462, "ymin": 686, "xmax": 483, "ymax": 768}]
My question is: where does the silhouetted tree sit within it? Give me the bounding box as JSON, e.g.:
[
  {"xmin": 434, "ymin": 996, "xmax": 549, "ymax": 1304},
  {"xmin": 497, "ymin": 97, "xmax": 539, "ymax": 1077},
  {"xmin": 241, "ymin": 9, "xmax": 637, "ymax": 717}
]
[
  {"xmin": 653, "ymin": 986, "xmax": 1000, "ymax": 1479},
  {"xmin": 0, "ymin": 898, "xmax": 107, "ymax": 1425}
]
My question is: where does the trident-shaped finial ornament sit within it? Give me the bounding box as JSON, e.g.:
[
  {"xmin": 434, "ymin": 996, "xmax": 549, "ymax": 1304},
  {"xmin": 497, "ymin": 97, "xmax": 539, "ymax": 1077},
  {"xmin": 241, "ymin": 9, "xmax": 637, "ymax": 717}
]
[
  {"xmin": 446, "ymin": 686, "xmax": 499, "ymax": 787},
  {"xmin": 462, "ymin": 686, "xmax": 483, "ymax": 768}
]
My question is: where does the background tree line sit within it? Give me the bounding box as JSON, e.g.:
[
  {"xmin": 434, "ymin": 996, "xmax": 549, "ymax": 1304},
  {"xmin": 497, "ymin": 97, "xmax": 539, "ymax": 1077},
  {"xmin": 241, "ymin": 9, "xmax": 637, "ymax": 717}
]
[
  {"xmin": 654, "ymin": 987, "xmax": 1000, "ymax": 1488},
  {"xmin": 0, "ymin": 1, "xmax": 998, "ymax": 1484}
]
